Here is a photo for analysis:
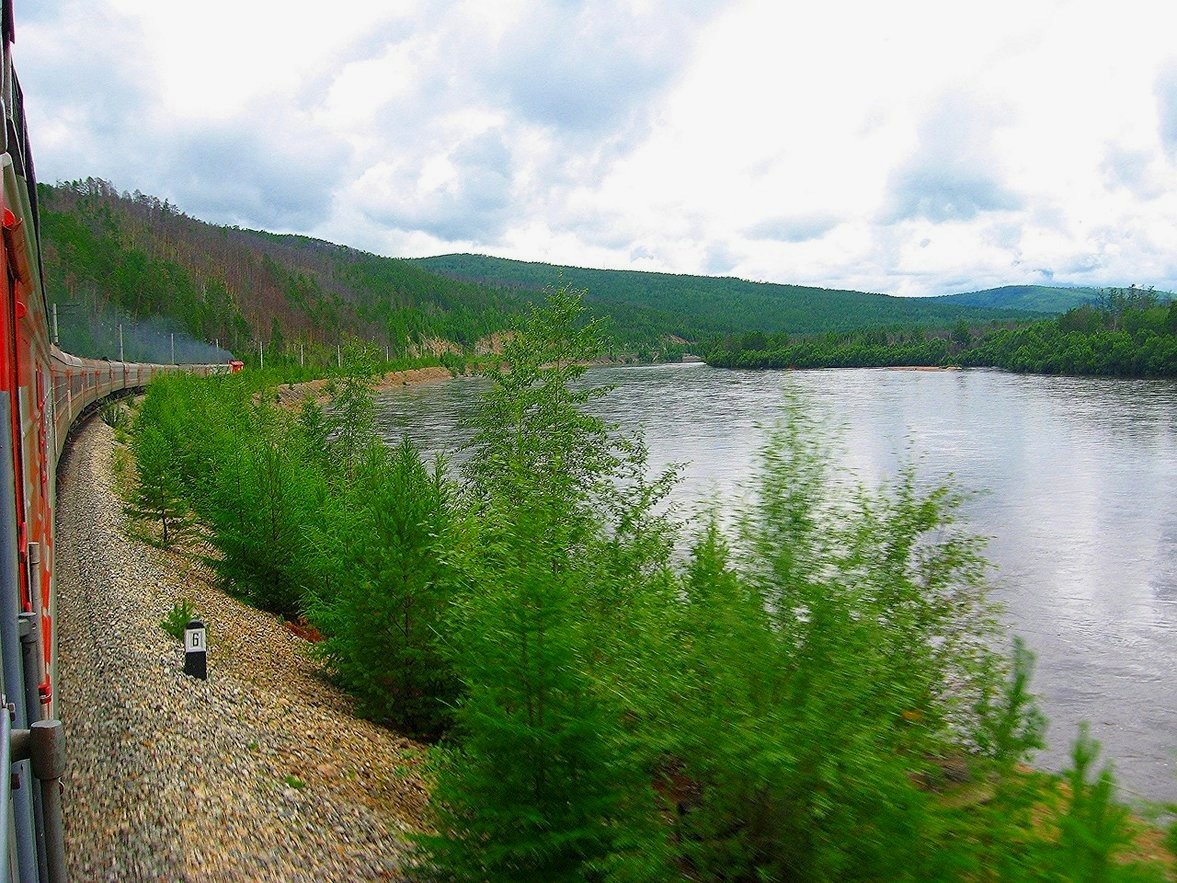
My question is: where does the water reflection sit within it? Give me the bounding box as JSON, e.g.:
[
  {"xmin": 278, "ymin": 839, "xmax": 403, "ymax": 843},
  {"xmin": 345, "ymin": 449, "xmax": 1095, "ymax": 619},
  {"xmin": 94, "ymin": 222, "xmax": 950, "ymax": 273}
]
[{"xmin": 376, "ymin": 364, "xmax": 1177, "ymax": 803}]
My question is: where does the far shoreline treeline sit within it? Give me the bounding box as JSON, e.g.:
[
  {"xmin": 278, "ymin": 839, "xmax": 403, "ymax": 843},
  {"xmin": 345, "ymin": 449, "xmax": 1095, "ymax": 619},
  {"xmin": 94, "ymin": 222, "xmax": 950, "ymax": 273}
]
[{"xmin": 701, "ymin": 286, "xmax": 1177, "ymax": 378}]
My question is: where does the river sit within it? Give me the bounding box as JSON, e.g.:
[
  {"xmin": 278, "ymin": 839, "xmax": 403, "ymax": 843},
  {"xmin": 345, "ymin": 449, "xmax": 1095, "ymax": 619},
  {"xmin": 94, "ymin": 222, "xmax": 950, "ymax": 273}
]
[{"xmin": 375, "ymin": 363, "xmax": 1177, "ymax": 805}]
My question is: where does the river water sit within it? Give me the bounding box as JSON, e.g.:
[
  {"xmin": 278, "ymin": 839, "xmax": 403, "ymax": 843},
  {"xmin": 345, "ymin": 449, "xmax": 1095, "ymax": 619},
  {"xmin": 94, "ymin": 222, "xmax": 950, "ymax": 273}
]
[{"xmin": 376, "ymin": 363, "xmax": 1177, "ymax": 805}]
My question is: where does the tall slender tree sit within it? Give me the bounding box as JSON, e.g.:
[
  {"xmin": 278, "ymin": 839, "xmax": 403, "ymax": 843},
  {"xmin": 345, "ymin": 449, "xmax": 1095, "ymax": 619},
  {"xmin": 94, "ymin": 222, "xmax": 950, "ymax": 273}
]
[
  {"xmin": 421, "ymin": 287, "xmax": 671, "ymax": 880},
  {"xmin": 127, "ymin": 422, "xmax": 193, "ymax": 548}
]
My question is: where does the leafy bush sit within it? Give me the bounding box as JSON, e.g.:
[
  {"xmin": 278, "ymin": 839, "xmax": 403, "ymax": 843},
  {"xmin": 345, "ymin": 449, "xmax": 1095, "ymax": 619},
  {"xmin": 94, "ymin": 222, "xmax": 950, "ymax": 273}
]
[
  {"xmin": 160, "ymin": 599, "xmax": 196, "ymax": 641},
  {"xmin": 99, "ymin": 398, "xmax": 127, "ymax": 428}
]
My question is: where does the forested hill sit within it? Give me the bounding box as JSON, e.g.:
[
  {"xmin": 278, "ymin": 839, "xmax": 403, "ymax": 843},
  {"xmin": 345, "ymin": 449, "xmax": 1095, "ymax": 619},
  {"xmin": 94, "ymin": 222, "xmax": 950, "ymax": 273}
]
[
  {"xmin": 39, "ymin": 177, "xmax": 1089, "ymax": 364},
  {"xmin": 934, "ymin": 285, "xmax": 1107, "ymax": 313},
  {"xmin": 38, "ymin": 179, "xmax": 536, "ymax": 363},
  {"xmin": 413, "ymin": 253, "xmax": 1047, "ymax": 337}
]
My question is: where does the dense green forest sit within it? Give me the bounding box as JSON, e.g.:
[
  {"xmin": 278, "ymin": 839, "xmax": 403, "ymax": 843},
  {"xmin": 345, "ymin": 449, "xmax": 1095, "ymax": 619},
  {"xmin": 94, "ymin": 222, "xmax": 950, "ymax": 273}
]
[
  {"xmin": 704, "ymin": 287, "xmax": 1177, "ymax": 378},
  {"xmin": 46, "ymin": 178, "xmax": 1003, "ymax": 367},
  {"xmin": 126, "ymin": 292, "xmax": 1174, "ymax": 880},
  {"xmin": 414, "ymin": 253, "xmax": 1051, "ymax": 338},
  {"xmin": 39, "ymin": 179, "xmax": 1173, "ymax": 377},
  {"xmin": 41, "ymin": 179, "xmax": 1032, "ymax": 367},
  {"xmin": 931, "ymin": 285, "xmax": 1109, "ymax": 313},
  {"xmin": 38, "ymin": 179, "xmax": 537, "ymax": 365}
]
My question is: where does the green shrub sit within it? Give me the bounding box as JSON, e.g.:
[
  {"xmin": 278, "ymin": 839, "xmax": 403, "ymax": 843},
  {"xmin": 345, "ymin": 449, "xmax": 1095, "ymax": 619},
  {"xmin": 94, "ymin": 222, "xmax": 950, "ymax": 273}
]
[
  {"xmin": 127, "ymin": 421, "xmax": 193, "ymax": 548},
  {"xmin": 204, "ymin": 419, "xmax": 324, "ymax": 617},
  {"xmin": 307, "ymin": 438, "xmax": 457, "ymax": 737},
  {"xmin": 160, "ymin": 599, "xmax": 196, "ymax": 642},
  {"xmin": 664, "ymin": 409, "xmax": 1011, "ymax": 879},
  {"xmin": 420, "ymin": 288, "xmax": 673, "ymax": 881},
  {"xmin": 1056, "ymin": 725, "xmax": 1133, "ymax": 878},
  {"xmin": 99, "ymin": 398, "xmax": 127, "ymax": 428}
]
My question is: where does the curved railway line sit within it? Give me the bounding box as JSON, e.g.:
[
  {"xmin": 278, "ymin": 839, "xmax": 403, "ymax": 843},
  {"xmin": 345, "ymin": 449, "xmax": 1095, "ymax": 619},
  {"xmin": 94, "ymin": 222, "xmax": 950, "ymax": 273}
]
[{"xmin": 0, "ymin": 6, "xmax": 227, "ymax": 878}]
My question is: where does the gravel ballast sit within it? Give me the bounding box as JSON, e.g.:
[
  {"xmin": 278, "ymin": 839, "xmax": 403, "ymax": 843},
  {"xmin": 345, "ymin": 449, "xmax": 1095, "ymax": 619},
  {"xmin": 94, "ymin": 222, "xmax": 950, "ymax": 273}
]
[{"xmin": 55, "ymin": 416, "xmax": 429, "ymax": 881}]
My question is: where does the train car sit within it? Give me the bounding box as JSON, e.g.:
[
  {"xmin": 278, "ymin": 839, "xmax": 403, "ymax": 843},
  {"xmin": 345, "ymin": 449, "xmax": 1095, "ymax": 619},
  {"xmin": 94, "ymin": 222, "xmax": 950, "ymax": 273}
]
[{"xmin": 0, "ymin": 6, "xmax": 229, "ymax": 878}]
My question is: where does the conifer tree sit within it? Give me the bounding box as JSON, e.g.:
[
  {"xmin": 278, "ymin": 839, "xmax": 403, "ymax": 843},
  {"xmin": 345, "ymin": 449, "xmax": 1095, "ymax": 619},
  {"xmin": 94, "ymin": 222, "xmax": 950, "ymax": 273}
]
[
  {"xmin": 323, "ymin": 343, "xmax": 379, "ymax": 481},
  {"xmin": 421, "ymin": 287, "xmax": 670, "ymax": 880},
  {"xmin": 307, "ymin": 438, "xmax": 457, "ymax": 736},
  {"xmin": 665, "ymin": 405, "xmax": 1027, "ymax": 879},
  {"xmin": 127, "ymin": 422, "xmax": 192, "ymax": 548},
  {"xmin": 205, "ymin": 403, "xmax": 324, "ymax": 616}
]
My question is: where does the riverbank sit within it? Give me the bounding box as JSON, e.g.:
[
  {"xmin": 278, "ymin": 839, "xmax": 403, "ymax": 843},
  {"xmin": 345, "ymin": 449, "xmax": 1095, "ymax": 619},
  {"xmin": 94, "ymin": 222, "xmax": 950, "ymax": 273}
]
[
  {"xmin": 56, "ymin": 416, "xmax": 429, "ymax": 880},
  {"xmin": 274, "ymin": 365, "xmax": 455, "ymax": 408}
]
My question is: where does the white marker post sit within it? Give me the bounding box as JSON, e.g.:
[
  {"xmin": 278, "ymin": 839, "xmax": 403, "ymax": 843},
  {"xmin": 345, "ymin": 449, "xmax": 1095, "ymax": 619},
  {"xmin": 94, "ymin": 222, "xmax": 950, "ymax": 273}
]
[{"xmin": 184, "ymin": 618, "xmax": 207, "ymax": 679}]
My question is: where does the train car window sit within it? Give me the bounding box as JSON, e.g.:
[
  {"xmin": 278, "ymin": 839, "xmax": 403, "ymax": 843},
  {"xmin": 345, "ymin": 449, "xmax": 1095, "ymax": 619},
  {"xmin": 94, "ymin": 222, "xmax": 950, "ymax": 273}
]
[{"xmin": 5, "ymin": 106, "xmax": 21, "ymax": 179}]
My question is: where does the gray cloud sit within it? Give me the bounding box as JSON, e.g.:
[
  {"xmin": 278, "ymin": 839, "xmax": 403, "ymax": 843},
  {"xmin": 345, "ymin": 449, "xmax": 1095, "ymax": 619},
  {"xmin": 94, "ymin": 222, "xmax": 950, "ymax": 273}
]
[
  {"xmin": 24, "ymin": 2, "xmax": 1177, "ymax": 298},
  {"xmin": 357, "ymin": 130, "xmax": 515, "ymax": 242},
  {"xmin": 20, "ymin": 0, "xmax": 726, "ymax": 256},
  {"xmin": 1156, "ymin": 61, "xmax": 1177, "ymax": 154},
  {"xmin": 165, "ymin": 116, "xmax": 351, "ymax": 231},
  {"xmin": 1058, "ymin": 253, "xmax": 1103, "ymax": 275},
  {"xmin": 548, "ymin": 205, "xmax": 636, "ymax": 250},
  {"xmin": 1101, "ymin": 145, "xmax": 1163, "ymax": 199},
  {"xmin": 22, "ymin": 4, "xmax": 156, "ymax": 167},
  {"xmin": 485, "ymin": 3, "xmax": 718, "ymax": 137},
  {"xmin": 704, "ymin": 242, "xmax": 738, "ymax": 275},
  {"xmin": 882, "ymin": 92, "xmax": 1021, "ymax": 223},
  {"xmin": 314, "ymin": 2, "xmax": 724, "ymax": 248},
  {"xmin": 12, "ymin": 4, "xmax": 64, "ymax": 26},
  {"xmin": 746, "ymin": 213, "xmax": 839, "ymax": 243},
  {"xmin": 986, "ymin": 222, "xmax": 1022, "ymax": 250},
  {"xmin": 23, "ymin": 0, "xmax": 361, "ymax": 233},
  {"xmin": 886, "ymin": 168, "xmax": 1020, "ymax": 222}
]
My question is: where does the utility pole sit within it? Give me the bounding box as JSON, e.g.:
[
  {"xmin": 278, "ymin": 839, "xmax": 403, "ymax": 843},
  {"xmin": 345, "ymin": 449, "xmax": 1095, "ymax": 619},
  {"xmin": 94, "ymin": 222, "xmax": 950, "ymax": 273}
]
[
  {"xmin": 259, "ymin": 339, "xmax": 264, "ymax": 370},
  {"xmin": 299, "ymin": 343, "xmax": 304, "ymax": 368},
  {"xmin": 52, "ymin": 303, "xmax": 59, "ymax": 345},
  {"xmin": 170, "ymin": 333, "xmax": 175, "ymax": 364},
  {"xmin": 336, "ymin": 344, "xmax": 341, "ymax": 369},
  {"xmin": 119, "ymin": 324, "xmax": 124, "ymax": 362}
]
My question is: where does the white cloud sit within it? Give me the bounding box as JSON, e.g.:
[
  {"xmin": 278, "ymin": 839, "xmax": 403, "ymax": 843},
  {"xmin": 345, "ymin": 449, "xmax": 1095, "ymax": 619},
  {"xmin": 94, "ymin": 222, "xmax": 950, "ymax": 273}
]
[{"xmin": 17, "ymin": 0, "xmax": 1177, "ymax": 296}]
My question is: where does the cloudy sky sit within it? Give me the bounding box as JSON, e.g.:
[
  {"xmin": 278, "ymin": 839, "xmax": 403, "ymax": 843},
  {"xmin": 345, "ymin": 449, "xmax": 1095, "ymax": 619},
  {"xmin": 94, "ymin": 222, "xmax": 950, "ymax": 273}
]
[{"xmin": 17, "ymin": 0, "xmax": 1177, "ymax": 296}]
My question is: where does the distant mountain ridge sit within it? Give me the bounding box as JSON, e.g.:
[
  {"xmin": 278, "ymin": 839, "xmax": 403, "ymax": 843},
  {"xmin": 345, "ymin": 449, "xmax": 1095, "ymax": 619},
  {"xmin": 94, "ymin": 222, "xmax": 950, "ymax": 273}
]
[
  {"xmin": 935, "ymin": 284, "xmax": 1174, "ymax": 313},
  {"xmin": 411, "ymin": 253, "xmax": 1044, "ymax": 339},
  {"xmin": 40, "ymin": 179, "xmax": 1137, "ymax": 363},
  {"xmin": 935, "ymin": 285, "xmax": 1106, "ymax": 313}
]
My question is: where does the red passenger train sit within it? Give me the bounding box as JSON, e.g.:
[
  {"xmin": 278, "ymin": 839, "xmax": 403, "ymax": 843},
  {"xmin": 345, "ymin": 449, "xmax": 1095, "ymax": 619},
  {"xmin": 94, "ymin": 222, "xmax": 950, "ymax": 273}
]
[{"xmin": 0, "ymin": 6, "xmax": 228, "ymax": 878}]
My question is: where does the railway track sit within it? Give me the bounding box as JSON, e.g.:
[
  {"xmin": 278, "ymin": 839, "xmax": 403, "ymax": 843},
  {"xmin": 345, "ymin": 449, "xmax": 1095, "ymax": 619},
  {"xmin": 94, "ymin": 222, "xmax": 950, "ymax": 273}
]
[{"xmin": 0, "ymin": 6, "xmax": 229, "ymax": 878}]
